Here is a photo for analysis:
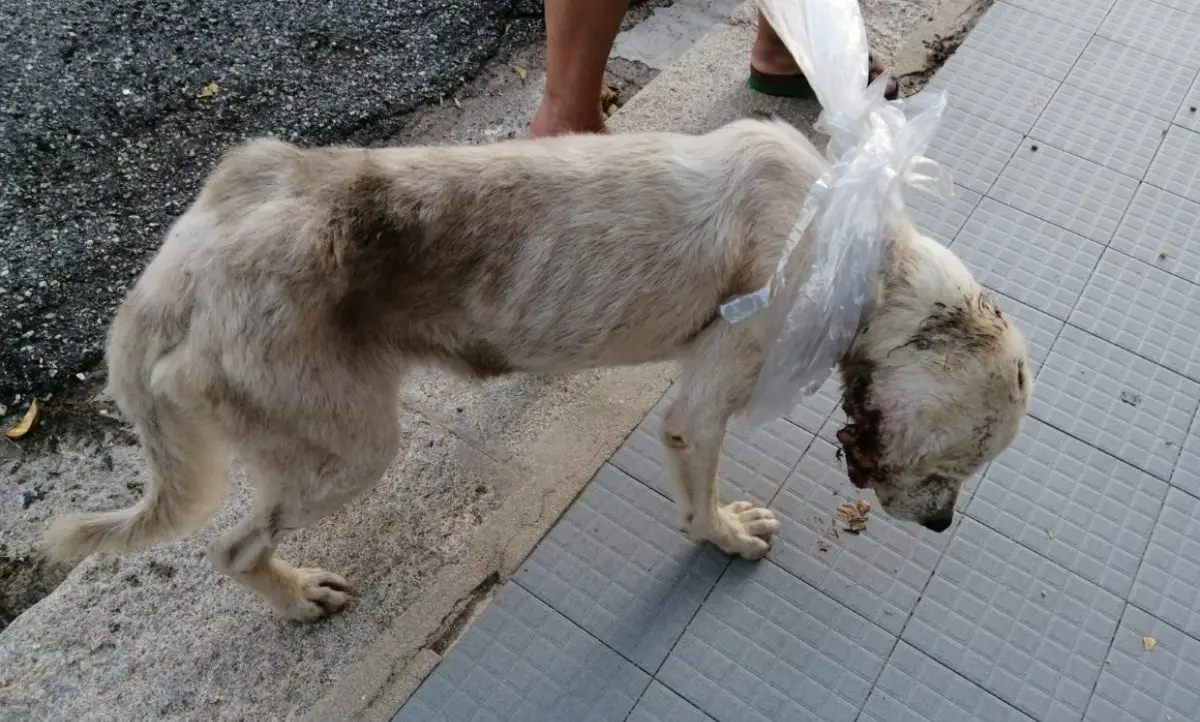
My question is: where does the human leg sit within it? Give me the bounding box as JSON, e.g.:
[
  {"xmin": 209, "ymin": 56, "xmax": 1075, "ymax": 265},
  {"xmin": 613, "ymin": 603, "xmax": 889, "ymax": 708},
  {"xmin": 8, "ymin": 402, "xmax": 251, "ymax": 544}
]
[{"xmin": 528, "ymin": 0, "xmax": 631, "ymax": 138}]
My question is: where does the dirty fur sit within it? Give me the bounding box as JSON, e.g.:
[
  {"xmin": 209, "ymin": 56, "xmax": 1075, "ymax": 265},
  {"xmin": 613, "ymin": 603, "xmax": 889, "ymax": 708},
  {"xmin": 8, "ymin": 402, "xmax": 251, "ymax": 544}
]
[{"xmin": 42, "ymin": 118, "xmax": 1031, "ymax": 621}]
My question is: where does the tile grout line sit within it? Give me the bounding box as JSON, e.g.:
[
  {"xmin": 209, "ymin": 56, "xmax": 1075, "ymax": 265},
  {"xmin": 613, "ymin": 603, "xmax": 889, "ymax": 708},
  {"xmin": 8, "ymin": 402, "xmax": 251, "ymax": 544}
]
[
  {"xmin": 954, "ymin": 182, "xmax": 1200, "ymax": 409},
  {"xmin": 874, "ymin": 2, "xmax": 1197, "ymax": 715},
  {"xmin": 629, "ymin": 412, "xmax": 826, "ymax": 691},
  {"xmin": 908, "ymin": 9, "xmax": 1192, "ymax": 711},
  {"xmin": 959, "ymin": 476, "xmax": 1159, "ymax": 601},
  {"xmin": 1082, "ymin": 600, "xmax": 1131, "ymax": 719},
  {"xmin": 1020, "ymin": 330, "xmax": 1192, "ymax": 484},
  {"xmin": 1126, "ymin": 595, "xmax": 1200, "ymax": 648},
  {"xmin": 1069, "ymin": 242, "xmax": 1200, "ymax": 386},
  {"xmin": 851, "ymin": 640, "xmax": 1039, "ymax": 722},
  {"xmin": 640, "ymin": 552, "xmax": 734, "ymax": 677},
  {"xmin": 1101, "ymin": 203, "xmax": 1200, "ymax": 289},
  {"xmin": 1167, "ymin": 407, "xmax": 1200, "ymax": 492},
  {"xmin": 674, "ymin": 555, "xmax": 903, "ymax": 719},
  {"xmin": 992, "ymin": 0, "xmax": 1116, "ymax": 29},
  {"xmin": 621, "ymin": 679, "xmax": 715, "ymax": 722},
  {"xmin": 1076, "ymin": 478, "xmax": 1200, "ymax": 714},
  {"xmin": 939, "ymin": 183, "xmax": 985, "ymax": 247},
  {"xmin": 1091, "ymin": 1, "xmax": 1200, "ymax": 72},
  {"xmin": 501, "ymin": 401, "xmax": 880, "ymax": 717}
]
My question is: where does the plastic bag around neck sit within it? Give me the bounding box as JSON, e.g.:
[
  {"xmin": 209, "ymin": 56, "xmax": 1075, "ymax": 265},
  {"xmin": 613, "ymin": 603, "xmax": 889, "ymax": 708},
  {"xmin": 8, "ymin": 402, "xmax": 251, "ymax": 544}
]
[{"xmin": 719, "ymin": 0, "xmax": 954, "ymax": 427}]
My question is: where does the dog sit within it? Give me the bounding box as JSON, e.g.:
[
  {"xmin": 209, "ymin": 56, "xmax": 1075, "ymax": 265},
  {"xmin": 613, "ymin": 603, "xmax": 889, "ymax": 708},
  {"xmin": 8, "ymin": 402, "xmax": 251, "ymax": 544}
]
[{"xmin": 43, "ymin": 117, "xmax": 1032, "ymax": 621}]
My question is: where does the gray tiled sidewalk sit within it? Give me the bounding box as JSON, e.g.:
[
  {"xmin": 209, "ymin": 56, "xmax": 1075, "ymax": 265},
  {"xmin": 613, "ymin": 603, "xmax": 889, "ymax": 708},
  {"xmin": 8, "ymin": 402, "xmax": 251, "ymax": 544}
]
[{"xmin": 396, "ymin": 1, "xmax": 1200, "ymax": 720}]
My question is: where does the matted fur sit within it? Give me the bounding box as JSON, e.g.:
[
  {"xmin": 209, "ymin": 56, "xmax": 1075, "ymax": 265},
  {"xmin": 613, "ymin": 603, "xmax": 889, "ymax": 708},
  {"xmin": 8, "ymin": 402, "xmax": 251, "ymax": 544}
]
[{"xmin": 43, "ymin": 118, "xmax": 1031, "ymax": 620}]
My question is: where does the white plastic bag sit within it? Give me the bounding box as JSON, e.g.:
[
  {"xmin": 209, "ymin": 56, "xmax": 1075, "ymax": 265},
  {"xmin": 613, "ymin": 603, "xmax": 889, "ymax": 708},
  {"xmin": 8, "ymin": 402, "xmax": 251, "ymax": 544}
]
[{"xmin": 719, "ymin": 0, "xmax": 953, "ymax": 426}]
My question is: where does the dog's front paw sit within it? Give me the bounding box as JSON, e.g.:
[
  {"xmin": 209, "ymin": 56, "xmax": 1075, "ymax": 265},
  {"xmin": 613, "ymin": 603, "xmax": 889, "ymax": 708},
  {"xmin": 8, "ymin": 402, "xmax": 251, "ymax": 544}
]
[
  {"xmin": 277, "ymin": 567, "xmax": 358, "ymax": 622},
  {"xmin": 708, "ymin": 501, "xmax": 778, "ymax": 560}
]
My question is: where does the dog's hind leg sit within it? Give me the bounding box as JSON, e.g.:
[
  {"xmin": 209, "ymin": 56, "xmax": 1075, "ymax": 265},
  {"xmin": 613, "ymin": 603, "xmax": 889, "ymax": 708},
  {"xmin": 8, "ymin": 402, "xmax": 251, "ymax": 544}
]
[
  {"xmin": 210, "ymin": 401, "xmax": 400, "ymax": 622},
  {"xmin": 662, "ymin": 321, "xmax": 778, "ymax": 560}
]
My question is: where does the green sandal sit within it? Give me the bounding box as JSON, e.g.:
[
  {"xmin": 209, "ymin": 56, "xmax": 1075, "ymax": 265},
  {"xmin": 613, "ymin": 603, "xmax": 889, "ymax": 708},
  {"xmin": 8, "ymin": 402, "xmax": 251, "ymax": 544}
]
[{"xmin": 747, "ymin": 54, "xmax": 899, "ymax": 101}]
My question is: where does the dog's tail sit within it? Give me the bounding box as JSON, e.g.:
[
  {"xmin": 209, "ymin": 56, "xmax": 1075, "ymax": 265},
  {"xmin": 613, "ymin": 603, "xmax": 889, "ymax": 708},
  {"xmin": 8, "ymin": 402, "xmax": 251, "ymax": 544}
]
[{"xmin": 43, "ymin": 275, "xmax": 229, "ymax": 563}]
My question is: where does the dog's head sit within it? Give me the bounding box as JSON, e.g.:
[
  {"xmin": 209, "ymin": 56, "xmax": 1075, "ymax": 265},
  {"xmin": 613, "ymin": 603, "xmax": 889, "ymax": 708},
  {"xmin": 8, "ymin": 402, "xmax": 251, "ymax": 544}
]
[{"xmin": 835, "ymin": 228, "xmax": 1032, "ymax": 532}]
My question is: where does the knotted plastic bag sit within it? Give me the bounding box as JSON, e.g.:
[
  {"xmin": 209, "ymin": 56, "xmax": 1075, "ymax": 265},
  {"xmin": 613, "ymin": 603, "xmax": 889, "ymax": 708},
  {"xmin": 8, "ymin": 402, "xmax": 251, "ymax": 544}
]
[{"xmin": 720, "ymin": 0, "xmax": 953, "ymax": 426}]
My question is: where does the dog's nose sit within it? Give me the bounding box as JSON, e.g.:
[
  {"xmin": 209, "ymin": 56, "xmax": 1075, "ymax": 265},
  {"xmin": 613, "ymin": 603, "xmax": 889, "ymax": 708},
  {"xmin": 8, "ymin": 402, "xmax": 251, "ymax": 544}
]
[{"xmin": 922, "ymin": 510, "xmax": 953, "ymax": 533}]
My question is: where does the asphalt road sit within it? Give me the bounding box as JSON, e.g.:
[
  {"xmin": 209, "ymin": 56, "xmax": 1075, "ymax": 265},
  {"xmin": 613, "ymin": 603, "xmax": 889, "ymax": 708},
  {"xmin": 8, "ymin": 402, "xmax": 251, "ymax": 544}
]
[{"xmin": 0, "ymin": 0, "xmax": 534, "ymax": 418}]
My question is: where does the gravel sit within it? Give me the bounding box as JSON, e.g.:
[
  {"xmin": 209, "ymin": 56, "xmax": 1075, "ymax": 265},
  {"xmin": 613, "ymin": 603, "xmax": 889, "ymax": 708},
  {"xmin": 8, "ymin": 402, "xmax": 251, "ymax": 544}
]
[{"xmin": 0, "ymin": 0, "xmax": 531, "ymax": 419}]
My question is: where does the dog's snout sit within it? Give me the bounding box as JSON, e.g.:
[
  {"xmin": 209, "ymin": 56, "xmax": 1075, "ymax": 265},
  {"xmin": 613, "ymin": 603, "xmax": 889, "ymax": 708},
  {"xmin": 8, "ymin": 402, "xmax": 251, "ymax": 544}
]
[{"xmin": 922, "ymin": 509, "xmax": 953, "ymax": 533}]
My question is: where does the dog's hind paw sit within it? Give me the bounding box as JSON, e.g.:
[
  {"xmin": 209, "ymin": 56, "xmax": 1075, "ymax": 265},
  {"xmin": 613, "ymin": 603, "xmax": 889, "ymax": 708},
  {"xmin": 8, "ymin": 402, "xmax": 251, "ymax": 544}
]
[
  {"xmin": 278, "ymin": 567, "xmax": 358, "ymax": 622},
  {"xmin": 710, "ymin": 501, "xmax": 778, "ymax": 561}
]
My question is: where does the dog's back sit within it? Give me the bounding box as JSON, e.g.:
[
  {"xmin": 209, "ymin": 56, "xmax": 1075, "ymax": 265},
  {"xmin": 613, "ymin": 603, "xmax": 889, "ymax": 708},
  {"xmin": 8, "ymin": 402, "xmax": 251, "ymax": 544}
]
[{"xmin": 166, "ymin": 121, "xmax": 826, "ymax": 378}]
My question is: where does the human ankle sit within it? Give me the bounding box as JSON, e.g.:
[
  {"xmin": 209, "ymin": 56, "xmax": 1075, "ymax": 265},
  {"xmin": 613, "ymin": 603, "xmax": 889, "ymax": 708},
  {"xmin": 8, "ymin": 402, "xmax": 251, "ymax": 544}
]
[{"xmin": 529, "ymin": 94, "xmax": 607, "ymax": 138}]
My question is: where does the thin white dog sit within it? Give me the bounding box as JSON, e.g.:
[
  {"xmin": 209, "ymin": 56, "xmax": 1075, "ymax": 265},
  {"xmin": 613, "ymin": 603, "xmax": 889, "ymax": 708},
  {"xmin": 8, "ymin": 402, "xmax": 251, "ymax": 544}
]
[{"xmin": 44, "ymin": 118, "xmax": 1031, "ymax": 621}]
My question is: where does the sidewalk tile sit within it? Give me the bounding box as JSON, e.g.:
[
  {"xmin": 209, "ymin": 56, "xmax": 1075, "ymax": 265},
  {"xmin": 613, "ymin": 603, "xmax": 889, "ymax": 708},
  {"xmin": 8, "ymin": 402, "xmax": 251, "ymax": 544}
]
[
  {"xmin": 515, "ymin": 464, "xmax": 727, "ymax": 672},
  {"xmin": 902, "ymin": 518, "xmax": 1124, "ymax": 721},
  {"xmin": 967, "ymin": 416, "xmax": 1168, "ymax": 597},
  {"xmin": 627, "ymin": 682, "xmax": 716, "ymax": 722},
  {"xmin": 1066, "ymin": 37, "xmax": 1196, "ymax": 122},
  {"xmin": 1177, "ymin": 77, "xmax": 1200, "ymax": 131},
  {"xmin": 926, "ymin": 44, "xmax": 1060, "ymax": 134},
  {"xmin": 989, "ymin": 139, "xmax": 1138, "ymax": 244},
  {"xmin": 394, "ymin": 584, "xmax": 648, "ymax": 722},
  {"xmin": 1002, "ymin": 0, "xmax": 1115, "ymax": 33},
  {"xmin": 657, "ymin": 560, "xmax": 894, "ymax": 722},
  {"xmin": 859, "ymin": 643, "xmax": 1037, "ymax": 722},
  {"xmin": 966, "ymin": 2, "xmax": 1091, "ymax": 81},
  {"xmin": 1071, "ymin": 247, "xmax": 1200, "ymax": 381},
  {"xmin": 1173, "ymin": 423, "xmax": 1200, "ymax": 498},
  {"xmin": 1031, "ymin": 83, "xmax": 1168, "ymax": 179},
  {"xmin": 784, "ymin": 376, "xmax": 842, "ymax": 437},
  {"xmin": 1083, "ymin": 605, "xmax": 1200, "ymax": 722},
  {"xmin": 1145, "ymin": 125, "xmax": 1200, "ymax": 204},
  {"xmin": 905, "ymin": 182, "xmax": 982, "ymax": 246},
  {"xmin": 1098, "ymin": 0, "xmax": 1200, "ymax": 70},
  {"xmin": 1030, "ymin": 325, "xmax": 1200, "ymax": 480},
  {"xmin": 768, "ymin": 436, "xmax": 952, "ymax": 636},
  {"xmin": 1128, "ymin": 487, "xmax": 1200, "ymax": 642},
  {"xmin": 952, "ymin": 197, "xmax": 1104, "ymax": 321},
  {"xmin": 924, "ymin": 107, "xmax": 1022, "ymax": 195},
  {"xmin": 1111, "ymin": 183, "xmax": 1200, "ymax": 284}
]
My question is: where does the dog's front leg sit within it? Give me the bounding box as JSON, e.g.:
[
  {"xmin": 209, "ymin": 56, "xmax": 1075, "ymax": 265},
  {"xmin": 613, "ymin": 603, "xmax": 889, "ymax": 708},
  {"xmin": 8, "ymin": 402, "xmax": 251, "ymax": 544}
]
[
  {"xmin": 662, "ymin": 325, "xmax": 778, "ymax": 560},
  {"xmin": 661, "ymin": 400, "xmax": 777, "ymax": 559}
]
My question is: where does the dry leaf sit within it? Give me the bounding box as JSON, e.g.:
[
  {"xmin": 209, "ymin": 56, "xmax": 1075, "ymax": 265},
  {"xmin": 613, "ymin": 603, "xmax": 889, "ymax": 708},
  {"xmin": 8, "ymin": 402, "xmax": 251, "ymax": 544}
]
[
  {"xmin": 453, "ymin": 97, "xmax": 462, "ymax": 109},
  {"xmin": 1143, "ymin": 636, "xmax": 1157, "ymax": 652},
  {"xmin": 5, "ymin": 399, "xmax": 41, "ymax": 440},
  {"xmin": 837, "ymin": 501, "xmax": 870, "ymax": 534},
  {"xmin": 197, "ymin": 82, "xmax": 220, "ymax": 99},
  {"xmin": 512, "ymin": 65, "xmax": 528, "ymax": 81}
]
